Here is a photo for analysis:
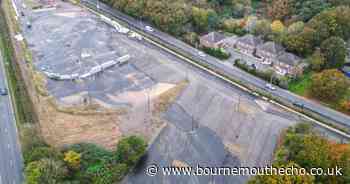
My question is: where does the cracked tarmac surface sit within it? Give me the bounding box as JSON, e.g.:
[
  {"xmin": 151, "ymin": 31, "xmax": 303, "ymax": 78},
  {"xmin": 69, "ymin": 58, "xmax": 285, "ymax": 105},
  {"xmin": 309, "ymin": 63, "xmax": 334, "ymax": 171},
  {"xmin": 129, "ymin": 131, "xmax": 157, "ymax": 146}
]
[{"xmin": 21, "ymin": 2, "xmax": 301, "ymax": 183}]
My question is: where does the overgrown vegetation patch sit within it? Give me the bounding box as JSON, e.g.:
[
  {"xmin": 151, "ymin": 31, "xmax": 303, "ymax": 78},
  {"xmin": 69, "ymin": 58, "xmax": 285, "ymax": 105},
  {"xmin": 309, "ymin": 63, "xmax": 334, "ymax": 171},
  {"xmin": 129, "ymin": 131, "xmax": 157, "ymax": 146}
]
[
  {"xmin": 249, "ymin": 123, "xmax": 350, "ymax": 184},
  {"xmin": 24, "ymin": 136, "xmax": 147, "ymax": 184}
]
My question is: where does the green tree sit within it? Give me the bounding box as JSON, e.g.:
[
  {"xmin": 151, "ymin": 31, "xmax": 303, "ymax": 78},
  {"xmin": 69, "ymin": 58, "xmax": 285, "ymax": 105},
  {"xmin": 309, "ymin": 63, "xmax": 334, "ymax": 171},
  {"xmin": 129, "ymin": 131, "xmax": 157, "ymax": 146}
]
[
  {"xmin": 248, "ymin": 162, "xmax": 315, "ymax": 184},
  {"xmin": 115, "ymin": 136, "xmax": 147, "ymax": 166},
  {"xmin": 24, "ymin": 146, "xmax": 62, "ymax": 164},
  {"xmin": 271, "ymin": 20, "xmax": 287, "ymax": 43},
  {"xmin": 309, "ymin": 49, "xmax": 325, "ymax": 71},
  {"xmin": 307, "ymin": 8, "xmax": 346, "ymax": 45},
  {"xmin": 334, "ymin": 149, "xmax": 350, "ymax": 183},
  {"xmin": 192, "ymin": 7, "xmax": 209, "ymax": 32},
  {"xmin": 144, "ymin": 0, "xmax": 190, "ymax": 36},
  {"xmin": 253, "ymin": 19, "xmax": 272, "ymax": 39},
  {"xmin": 295, "ymin": 0, "xmax": 330, "ymax": 22},
  {"xmin": 86, "ymin": 163, "xmax": 129, "ymax": 184},
  {"xmin": 183, "ymin": 32, "xmax": 199, "ymax": 47},
  {"xmin": 25, "ymin": 159, "xmax": 68, "ymax": 184},
  {"xmin": 320, "ymin": 36, "xmax": 346, "ymax": 69},
  {"xmin": 292, "ymin": 135, "xmax": 332, "ymax": 171},
  {"xmin": 333, "ymin": 6, "xmax": 350, "ymax": 41},
  {"xmin": 66, "ymin": 143, "xmax": 114, "ymax": 170},
  {"xmin": 287, "ymin": 21, "xmax": 304, "ymax": 35},
  {"xmin": 283, "ymin": 28, "xmax": 314, "ymax": 56},
  {"xmin": 310, "ymin": 69, "xmax": 349, "ymax": 101}
]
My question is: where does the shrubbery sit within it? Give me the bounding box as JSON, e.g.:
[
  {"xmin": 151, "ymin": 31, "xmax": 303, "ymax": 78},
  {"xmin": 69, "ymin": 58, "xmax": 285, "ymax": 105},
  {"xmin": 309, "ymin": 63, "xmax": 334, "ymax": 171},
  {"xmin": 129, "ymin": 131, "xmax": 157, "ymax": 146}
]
[
  {"xmin": 233, "ymin": 59, "xmax": 289, "ymax": 87},
  {"xmin": 202, "ymin": 47, "xmax": 230, "ymax": 60},
  {"xmin": 250, "ymin": 123, "xmax": 350, "ymax": 184},
  {"xmin": 24, "ymin": 136, "xmax": 147, "ymax": 184}
]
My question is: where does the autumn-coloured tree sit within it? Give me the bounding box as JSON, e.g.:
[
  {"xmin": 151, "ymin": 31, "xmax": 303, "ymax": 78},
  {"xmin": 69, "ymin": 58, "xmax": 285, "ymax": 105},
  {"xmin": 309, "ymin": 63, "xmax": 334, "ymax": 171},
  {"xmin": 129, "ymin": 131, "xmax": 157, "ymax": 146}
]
[
  {"xmin": 64, "ymin": 150, "xmax": 82, "ymax": 170},
  {"xmin": 255, "ymin": 123, "xmax": 350, "ymax": 184},
  {"xmin": 310, "ymin": 69, "xmax": 349, "ymax": 101},
  {"xmin": 267, "ymin": 0, "xmax": 294, "ymax": 20},
  {"xmin": 248, "ymin": 162, "xmax": 315, "ymax": 184},
  {"xmin": 271, "ymin": 20, "xmax": 285, "ymax": 34},
  {"xmin": 340, "ymin": 100, "xmax": 350, "ymax": 112}
]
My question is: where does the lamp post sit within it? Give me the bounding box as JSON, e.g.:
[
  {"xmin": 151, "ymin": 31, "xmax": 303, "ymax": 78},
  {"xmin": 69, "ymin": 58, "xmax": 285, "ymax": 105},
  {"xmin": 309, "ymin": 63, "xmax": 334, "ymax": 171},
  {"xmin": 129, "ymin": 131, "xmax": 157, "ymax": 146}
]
[{"xmin": 270, "ymin": 72, "xmax": 274, "ymax": 85}]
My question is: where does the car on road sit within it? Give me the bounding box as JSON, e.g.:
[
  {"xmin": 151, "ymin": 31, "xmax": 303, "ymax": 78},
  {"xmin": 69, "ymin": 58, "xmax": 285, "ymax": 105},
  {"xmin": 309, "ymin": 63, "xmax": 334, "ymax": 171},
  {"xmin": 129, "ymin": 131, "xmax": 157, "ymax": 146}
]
[
  {"xmin": 293, "ymin": 101, "xmax": 305, "ymax": 109},
  {"xmin": 265, "ymin": 83, "xmax": 276, "ymax": 91},
  {"xmin": 198, "ymin": 51, "xmax": 206, "ymax": 57},
  {"xmin": 0, "ymin": 88, "xmax": 8, "ymax": 96},
  {"xmin": 145, "ymin": 26, "xmax": 154, "ymax": 32}
]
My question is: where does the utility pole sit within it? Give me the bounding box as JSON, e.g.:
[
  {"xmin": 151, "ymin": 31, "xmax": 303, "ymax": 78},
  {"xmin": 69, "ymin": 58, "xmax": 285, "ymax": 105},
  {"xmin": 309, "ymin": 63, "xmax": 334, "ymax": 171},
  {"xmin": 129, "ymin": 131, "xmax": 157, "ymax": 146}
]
[
  {"xmin": 96, "ymin": 0, "xmax": 99, "ymax": 10},
  {"xmin": 270, "ymin": 73, "xmax": 274, "ymax": 85}
]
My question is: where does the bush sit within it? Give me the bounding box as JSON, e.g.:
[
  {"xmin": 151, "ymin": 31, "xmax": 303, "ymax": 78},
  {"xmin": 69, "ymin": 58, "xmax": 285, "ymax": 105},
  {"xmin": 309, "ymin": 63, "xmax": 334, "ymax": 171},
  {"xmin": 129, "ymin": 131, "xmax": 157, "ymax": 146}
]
[
  {"xmin": 183, "ymin": 32, "xmax": 199, "ymax": 47},
  {"xmin": 64, "ymin": 143, "xmax": 114, "ymax": 170},
  {"xmin": 87, "ymin": 163, "xmax": 129, "ymax": 184},
  {"xmin": 24, "ymin": 136, "xmax": 147, "ymax": 183},
  {"xmin": 234, "ymin": 60, "xmax": 282, "ymax": 86},
  {"xmin": 20, "ymin": 125, "xmax": 46, "ymax": 152},
  {"xmin": 202, "ymin": 47, "xmax": 230, "ymax": 60},
  {"xmin": 222, "ymin": 19, "xmax": 247, "ymax": 36},
  {"xmin": 25, "ymin": 158, "xmax": 68, "ymax": 184},
  {"xmin": 24, "ymin": 146, "xmax": 62, "ymax": 164},
  {"xmin": 64, "ymin": 151, "xmax": 82, "ymax": 170},
  {"xmin": 340, "ymin": 99, "xmax": 350, "ymax": 112},
  {"xmin": 252, "ymin": 123, "xmax": 350, "ymax": 184},
  {"xmin": 115, "ymin": 136, "xmax": 147, "ymax": 167}
]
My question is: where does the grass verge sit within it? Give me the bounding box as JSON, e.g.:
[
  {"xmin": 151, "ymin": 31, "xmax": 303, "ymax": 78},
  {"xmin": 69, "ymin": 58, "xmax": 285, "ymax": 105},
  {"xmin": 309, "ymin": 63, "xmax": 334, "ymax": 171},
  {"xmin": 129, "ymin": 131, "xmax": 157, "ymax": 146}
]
[
  {"xmin": 288, "ymin": 72, "xmax": 312, "ymax": 96},
  {"xmin": 0, "ymin": 7, "xmax": 36, "ymax": 125}
]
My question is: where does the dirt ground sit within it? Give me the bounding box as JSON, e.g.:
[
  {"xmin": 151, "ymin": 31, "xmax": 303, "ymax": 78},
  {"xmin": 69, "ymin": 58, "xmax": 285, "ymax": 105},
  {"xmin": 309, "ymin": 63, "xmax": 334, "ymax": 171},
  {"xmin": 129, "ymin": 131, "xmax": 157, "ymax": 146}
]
[
  {"xmin": 36, "ymin": 96, "xmax": 123, "ymax": 149},
  {"xmin": 34, "ymin": 80, "xmax": 187, "ymax": 150}
]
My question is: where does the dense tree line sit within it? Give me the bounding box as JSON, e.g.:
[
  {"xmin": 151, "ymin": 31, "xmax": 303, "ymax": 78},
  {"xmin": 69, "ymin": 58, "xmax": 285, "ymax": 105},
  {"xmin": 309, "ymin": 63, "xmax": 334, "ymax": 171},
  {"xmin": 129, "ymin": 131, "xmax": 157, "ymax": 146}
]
[{"xmin": 103, "ymin": 0, "xmax": 253, "ymax": 36}]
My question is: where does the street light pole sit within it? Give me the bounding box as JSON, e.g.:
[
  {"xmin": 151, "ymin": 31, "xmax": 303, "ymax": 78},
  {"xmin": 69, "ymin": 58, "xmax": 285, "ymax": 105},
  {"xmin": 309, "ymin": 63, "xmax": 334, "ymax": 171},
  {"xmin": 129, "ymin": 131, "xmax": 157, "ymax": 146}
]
[{"xmin": 270, "ymin": 73, "xmax": 274, "ymax": 85}]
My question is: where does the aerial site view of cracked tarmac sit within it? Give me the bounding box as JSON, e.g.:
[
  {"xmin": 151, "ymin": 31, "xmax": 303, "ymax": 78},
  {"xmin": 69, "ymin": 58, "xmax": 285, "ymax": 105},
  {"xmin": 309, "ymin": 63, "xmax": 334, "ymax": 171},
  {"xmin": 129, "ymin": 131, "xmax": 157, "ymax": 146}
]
[{"xmin": 1, "ymin": 0, "xmax": 350, "ymax": 183}]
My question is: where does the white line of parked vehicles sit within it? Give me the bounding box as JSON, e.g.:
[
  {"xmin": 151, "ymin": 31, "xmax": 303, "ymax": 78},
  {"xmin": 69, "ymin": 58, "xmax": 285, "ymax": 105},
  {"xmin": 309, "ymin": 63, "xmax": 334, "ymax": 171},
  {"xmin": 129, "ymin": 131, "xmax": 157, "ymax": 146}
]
[
  {"xmin": 100, "ymin": 15, "xmax": 143, "ymax": 40},
  {"xmin": 43, "ymin": 54, "xmax": 130, "ymax": 81}
]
